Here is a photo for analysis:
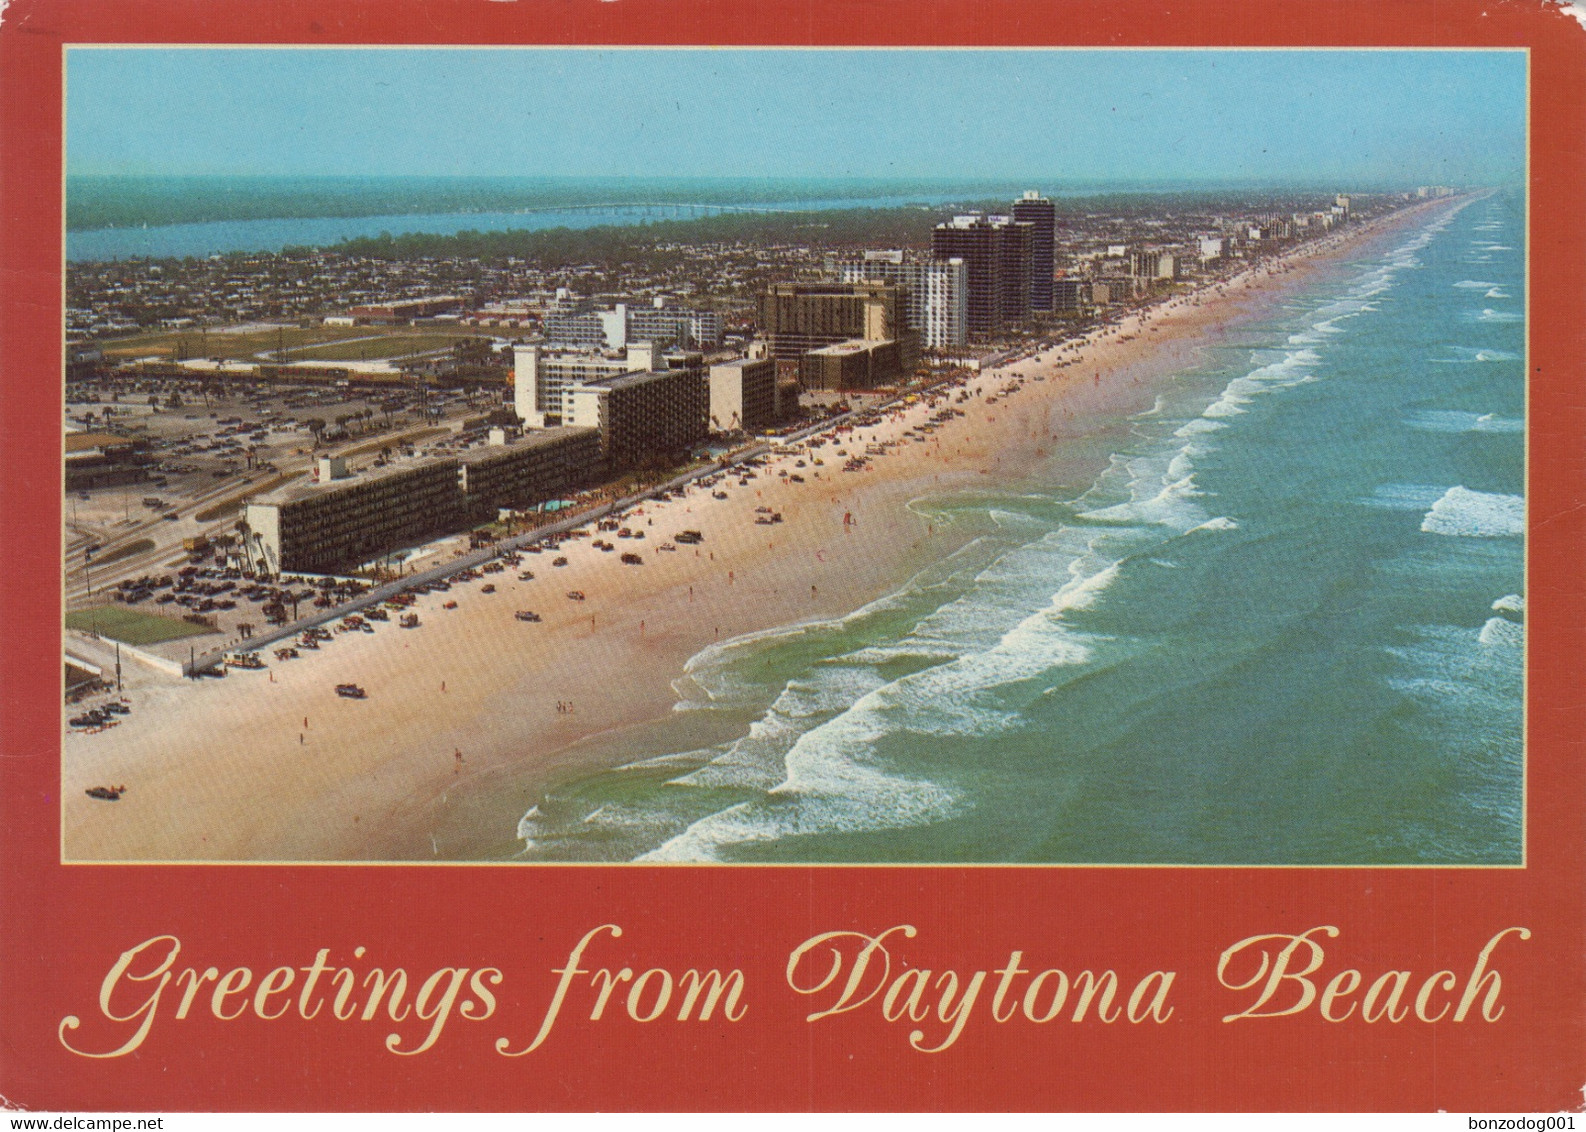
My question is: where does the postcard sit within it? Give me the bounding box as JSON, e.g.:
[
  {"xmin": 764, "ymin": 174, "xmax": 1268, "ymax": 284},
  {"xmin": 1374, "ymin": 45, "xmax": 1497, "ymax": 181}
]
[{"xmin": 2, "ymin": 0, "xmax": 1583, "ymax": 1113}]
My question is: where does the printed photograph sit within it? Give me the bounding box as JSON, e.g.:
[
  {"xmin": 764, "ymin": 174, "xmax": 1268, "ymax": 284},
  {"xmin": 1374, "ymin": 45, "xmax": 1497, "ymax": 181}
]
[{"xmin": 61, "ymin": 48, "xmax": 1527, "ymax": 864}]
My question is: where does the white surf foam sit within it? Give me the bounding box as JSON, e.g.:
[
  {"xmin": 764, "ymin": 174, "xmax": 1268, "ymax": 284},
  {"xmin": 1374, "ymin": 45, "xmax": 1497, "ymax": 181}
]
[
  {"xmin": 1078, "ymin": 473, "xmax": 1205, "ymax": 530},
  {"xmin": 643, "ymin": 542, "xmax": 1126, "ymax": 861},
  {"xmin": 1174, "ymin": 418, "xmax": 1227, "ymax": 438},
  {"xmin": 1190, "ymin": 517, "xmax": 1240, "ymax": 533},
  {"xmin": 1478, "ymin": 617, "xmax": 1524, "ymax": 649},
  {"xmin": 1405, "ymin": 410, "xmax": 1524, "ymax": 434},
  {"xmin": 1491, "ymin": 593, "xmax": 1524, "ymax": 614},
  {"xmin": 1420, "ymin": 487, "xmax": 1525, "ymax": 537},
  {"xmin": 1432, "ymin": 346, "xmax": 1521, "ymax": 365}
]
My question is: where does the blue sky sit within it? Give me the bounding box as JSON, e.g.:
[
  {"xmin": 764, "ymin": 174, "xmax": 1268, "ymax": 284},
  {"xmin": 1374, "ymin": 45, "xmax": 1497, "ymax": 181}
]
[{"xmin": 66, "ymin": 48, "xmax": 1526, "ymax": 186}]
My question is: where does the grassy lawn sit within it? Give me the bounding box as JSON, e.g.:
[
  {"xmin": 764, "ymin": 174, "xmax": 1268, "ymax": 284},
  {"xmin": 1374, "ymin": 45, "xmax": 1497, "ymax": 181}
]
[
  {"xmin": 288, "ymin": 334, "xmax": 465, "ymax": 362},
  {"xmin": 66, "ymin": 606, "xmax": 218, "ymax": 646},
  {"xmin": 101, "ymin": 325, "xmax": 373, "ymax": 361}
]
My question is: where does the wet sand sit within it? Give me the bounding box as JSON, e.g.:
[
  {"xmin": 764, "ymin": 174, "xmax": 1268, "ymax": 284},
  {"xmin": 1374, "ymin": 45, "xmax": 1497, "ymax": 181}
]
[{"xmin": 61, "ymin": 205, "xmax": 1442, "ymax": 862}]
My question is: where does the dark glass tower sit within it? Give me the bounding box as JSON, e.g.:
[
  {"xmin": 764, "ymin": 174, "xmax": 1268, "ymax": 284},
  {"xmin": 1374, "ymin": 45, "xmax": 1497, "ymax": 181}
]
[
  {"xmin": 1011, "ymin": 191, "xmax": 1057, "ymax": 312},
  {"xmin": 933, "ymin": 214, "xmax": 1032, "ymax": 334}
]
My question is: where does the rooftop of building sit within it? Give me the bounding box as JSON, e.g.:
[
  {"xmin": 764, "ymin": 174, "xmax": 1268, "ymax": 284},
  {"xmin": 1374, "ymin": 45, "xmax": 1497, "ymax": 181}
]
[
  {"xmin": 764, "ymin": 280, "xmax": 904, "ymax": 295},
  {"xmin": 456, "ymin": 425, "xmax": 599, "ymax": 465},
  {"xmin": 834, "ymin": 252, "xmax": 965, "ymax": 269},
  {"xmin": 709, "ymin": 355, "xmax": 773, "ymax": 371},
  {"xmin": 938, "ymin": 214, "xmax": 1031, "ymax": 230},
  {"xmin": 806, "ymin": 338, "xmax": 893, "ymax": 357},
  {"xmin": 249, "ymin": 453, "xmax": 460, "ymax": 508},
  {"xmin": 576, "ymin": 364, "xmax": 702, "ymax": 393}
]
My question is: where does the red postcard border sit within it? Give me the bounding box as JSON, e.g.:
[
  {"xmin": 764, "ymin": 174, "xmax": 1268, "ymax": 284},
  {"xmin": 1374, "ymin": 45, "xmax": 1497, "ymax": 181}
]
[{"xmin": 2, "ymin": 0, "xmax": 1583, "ymax": 1112}]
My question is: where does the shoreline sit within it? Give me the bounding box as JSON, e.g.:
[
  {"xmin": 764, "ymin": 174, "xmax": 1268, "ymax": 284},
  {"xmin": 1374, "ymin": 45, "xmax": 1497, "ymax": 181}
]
[{"xmin": 62, "ymin": 199, "xmax": 1457, "ymax": 863}]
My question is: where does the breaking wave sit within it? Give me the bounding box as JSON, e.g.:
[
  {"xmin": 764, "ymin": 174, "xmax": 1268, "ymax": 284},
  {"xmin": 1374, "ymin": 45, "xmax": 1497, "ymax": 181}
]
[{"xmin": 1420, "ymin": 487, "xmax": 1525, "ymax": 538}]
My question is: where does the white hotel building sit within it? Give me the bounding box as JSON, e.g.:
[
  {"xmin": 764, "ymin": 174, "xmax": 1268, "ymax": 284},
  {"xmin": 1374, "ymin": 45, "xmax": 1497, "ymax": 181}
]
[{"xmin": 831, "ymin": 251, "xmax": 968, "ymax": 350}]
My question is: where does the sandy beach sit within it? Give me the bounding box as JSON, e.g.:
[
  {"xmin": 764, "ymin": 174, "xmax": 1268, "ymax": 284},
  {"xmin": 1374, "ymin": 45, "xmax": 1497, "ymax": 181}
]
[{"xmin": 62, "ymin": 201, "xmax": 1448, "ymax": 862}]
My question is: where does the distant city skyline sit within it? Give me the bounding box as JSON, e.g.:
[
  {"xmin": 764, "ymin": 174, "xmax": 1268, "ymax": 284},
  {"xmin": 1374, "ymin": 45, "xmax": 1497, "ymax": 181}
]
[{"xmin": 67, "ymin": 48, "xmax": 1526, "ymax": 187}]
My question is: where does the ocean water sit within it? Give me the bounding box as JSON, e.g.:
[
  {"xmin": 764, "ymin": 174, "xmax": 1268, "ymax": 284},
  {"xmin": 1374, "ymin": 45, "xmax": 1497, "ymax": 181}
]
[{"xmin": 510, "ymin": 193, "xmax": 1525, "ymax": 865}]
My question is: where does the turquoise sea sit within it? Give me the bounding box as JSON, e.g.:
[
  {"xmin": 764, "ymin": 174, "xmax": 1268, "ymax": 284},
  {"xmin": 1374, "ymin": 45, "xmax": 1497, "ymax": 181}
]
[{"xmin": 507, "ymin": 193, "xmax": 1525, "ymax": 865}]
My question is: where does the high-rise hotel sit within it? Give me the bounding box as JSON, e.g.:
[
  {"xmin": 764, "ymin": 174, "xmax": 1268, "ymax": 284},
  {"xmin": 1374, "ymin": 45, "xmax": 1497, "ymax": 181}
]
[
  {"xmin": 831, "ymin": 251, "xmax": 968, "ymax": 350},
  {"xmin": 931, "ymin": 214, "xmax": 1033, "ymax": 334},
  {"xmin": 1010, "ymin": 190, "xmax": 1057, "ymax": 313}
]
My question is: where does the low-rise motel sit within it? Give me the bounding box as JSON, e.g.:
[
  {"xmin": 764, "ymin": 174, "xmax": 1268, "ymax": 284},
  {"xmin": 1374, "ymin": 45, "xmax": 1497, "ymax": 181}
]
[{"xmin": 242, "ymin": 427, "xmax": 600, "ymax": 576}]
